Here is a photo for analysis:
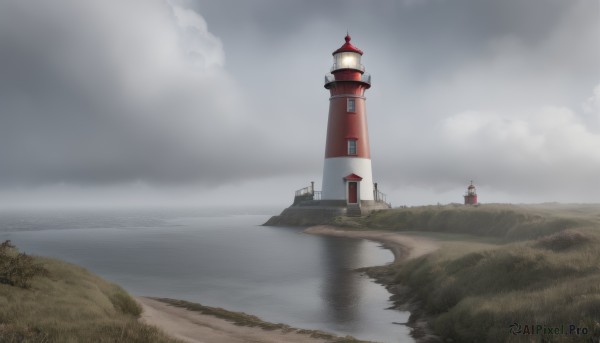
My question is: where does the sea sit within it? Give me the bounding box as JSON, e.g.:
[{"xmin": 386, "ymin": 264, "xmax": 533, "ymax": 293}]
[{"xmin": 0, "ymin": 206, "xmax": 413, "ymax": 343}]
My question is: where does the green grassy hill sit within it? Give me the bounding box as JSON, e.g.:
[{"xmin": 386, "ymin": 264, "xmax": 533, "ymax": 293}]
[
  {"xmin": 354, "ymin": 204, "xmax": 600, "ymax": 342},
  {"xmin": 349, "ymin": 203, "xmax": 600, "ymax": 240},
  {"xmin": 0, "ymin": 241, "xmax": 179, "ymax": 343}
]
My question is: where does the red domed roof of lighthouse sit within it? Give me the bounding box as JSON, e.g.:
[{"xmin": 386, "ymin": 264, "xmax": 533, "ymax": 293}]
[{"xmin": 333, "ymin": 34, "xmax": 364, "ymax": 55}]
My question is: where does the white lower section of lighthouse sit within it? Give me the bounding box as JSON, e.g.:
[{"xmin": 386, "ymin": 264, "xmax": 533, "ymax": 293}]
[{"xmin": 321, "ymin": 157, "xmax": 374, "ymax": 202}]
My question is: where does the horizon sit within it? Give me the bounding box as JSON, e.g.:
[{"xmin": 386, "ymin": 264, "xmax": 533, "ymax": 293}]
[{"xmin": 1, "ymin": 201, "xmax": 600, "ymax": 213}]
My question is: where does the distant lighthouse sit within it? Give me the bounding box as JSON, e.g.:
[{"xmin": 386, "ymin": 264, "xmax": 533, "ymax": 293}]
[
  {"xmin": 464, "ymin": 181, "xmax": 478, "ymax": 205},
  {"xmin": 321, "ymin": 34, "xmax": 378, "ymax": 209}
]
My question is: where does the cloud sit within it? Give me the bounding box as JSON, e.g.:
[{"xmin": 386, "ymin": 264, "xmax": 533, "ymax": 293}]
[
  {"xmin": 170, "ymin": 3, "xmax": 225, "ymax": 69},
  {"xmin": 0, "ymin": 0, "xmax": 598, "ymax": 207},
  {"xmin": 582, "ymin": 84, "xmax": 600, "ymax": 130},
  {"xmin": 0, "ymin": 0, "xmax": 290, "ymax": 189},
  {"xmin": 378, "ymin": 85, "xmax": 600, "ymax": 203},
  {"xmin": 371, "ymin": 0, "xmax": 599, "ymax": 203}
]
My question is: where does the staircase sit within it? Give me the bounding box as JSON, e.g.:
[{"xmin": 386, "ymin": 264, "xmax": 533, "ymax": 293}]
[{"xmin": 346, "ymin": 204, "xmax": 362, "ymax": 217}]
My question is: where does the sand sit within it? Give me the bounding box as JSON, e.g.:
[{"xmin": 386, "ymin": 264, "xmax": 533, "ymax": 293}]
[
  {"xmin": 137, "ymin": 297, "xmax": 333, "ymax": 343},
  {"xmin": 304, "ymin": 225, "xmax": 439, "ymax": 263},
  {"xmin": 138, "ymin": 226, "xmax": 439, "ymax": 343}
]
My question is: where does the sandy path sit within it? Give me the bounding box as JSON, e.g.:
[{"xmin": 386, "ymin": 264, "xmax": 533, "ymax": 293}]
[
  {"xmin": 304, "ymin": 225, "xmax": 439, "ymax": 263},
  {"xmin": 137, "ymin": 297, "xmax": 332, "ymax": 343}
]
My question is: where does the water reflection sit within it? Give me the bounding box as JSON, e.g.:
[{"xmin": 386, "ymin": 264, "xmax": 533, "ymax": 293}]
[{"xmin": 320, "ymin": 236, "xmax": 363, "ymax": 324}]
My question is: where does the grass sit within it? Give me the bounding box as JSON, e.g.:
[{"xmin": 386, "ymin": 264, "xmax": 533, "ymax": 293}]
[
  {"xmin": 347, "ymin": 203, "xmax": 600, "ymax": 241},
  {"xmin": 0, "ymin": 242, "xmax": 180, "ymax": 343},
  {"xmin": 154, "ymin": 297, "xmax": 293, "ymax": 331},
  {"xmin": 357, "ymin": 204, "xmax": 600, "ymax": 342}
]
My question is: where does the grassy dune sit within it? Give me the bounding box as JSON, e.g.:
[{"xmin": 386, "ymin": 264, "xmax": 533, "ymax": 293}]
[
  {"xmin": 0, "ymin": 244, "xmax": 179, "ymax": 343},
  {"xmin": 351, "ymin": 204, "xmax": 600, "ymax": 342},
  {"xmin": 355, "ymin": 203, "xmax": 600, "ymax": 240}
]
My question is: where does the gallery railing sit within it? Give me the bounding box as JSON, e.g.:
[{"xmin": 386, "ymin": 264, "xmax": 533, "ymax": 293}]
[{"xmin": 324, "ymin": 73, "xmax": 371, "ymax": 86}]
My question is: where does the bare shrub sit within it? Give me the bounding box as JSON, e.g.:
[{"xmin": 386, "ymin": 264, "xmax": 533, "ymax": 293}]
[{"xmin": 0, "ymin": 240, "xmax": 49, "ymax": 288}]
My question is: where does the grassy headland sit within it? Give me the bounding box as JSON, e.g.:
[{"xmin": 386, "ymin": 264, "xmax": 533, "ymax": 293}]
[
  {"xmin": 340, "ymin": 204, "xmax": 600, "ymax": 342},
  {"xmin": 0, "ymin": 241, "xmax": 179, "ymax": 343}
]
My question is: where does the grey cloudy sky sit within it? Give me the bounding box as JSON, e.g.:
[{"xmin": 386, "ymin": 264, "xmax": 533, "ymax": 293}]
[{"xmin": 0, "ymin": 0, "xmax": 598, "ymax": 208}]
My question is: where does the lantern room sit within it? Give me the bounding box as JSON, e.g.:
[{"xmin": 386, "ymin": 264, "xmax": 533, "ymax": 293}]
[{"xmin": 331, "ymin": 35, "xmax": 365, "ymax": 72}]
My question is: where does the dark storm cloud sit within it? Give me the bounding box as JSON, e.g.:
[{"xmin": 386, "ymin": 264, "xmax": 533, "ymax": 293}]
[
  {"xmin": 192, "ymin": 0, "xmax": 569, "ymax": 75},
  {"xmin": 0, "ymin": 0, "xmax": 598, "ymax": 206},
  {"xmin": 0, "ymin": 0, "xmax": 313, "ymax": 188},
  {"xmin": 189, "ymin": 0, "xmax": 600, "ymax": 202}
]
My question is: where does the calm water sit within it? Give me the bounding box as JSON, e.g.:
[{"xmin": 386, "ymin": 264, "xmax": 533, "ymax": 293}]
[{"xmin": 0, "ymin": 207, "xmax": 413, "ymax": 343}]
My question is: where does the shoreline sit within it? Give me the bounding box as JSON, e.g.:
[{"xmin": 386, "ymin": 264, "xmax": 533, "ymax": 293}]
[
  {"xmin": 304, "ymin": 225, "xmax": 441, "ymax": 343},
  {"xmin": 303, "ymin": 225, "xmax": 439, "ymax": 263},
  {"xmin": 137, "ymin": 225, "xmax": 441, "ymax": 343},
  {"xmin": 137, "ymin": 296, "xmax": 369, "ymax": 343}
]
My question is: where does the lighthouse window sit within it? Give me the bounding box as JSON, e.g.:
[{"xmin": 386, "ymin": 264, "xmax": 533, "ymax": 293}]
[
  {"xmin": 347, "ymin": 98, "xmax": 355, "ymax": 112},
  {"xmin": 347, "ymin": 139, "xmax": 357, "ymax": 155}
]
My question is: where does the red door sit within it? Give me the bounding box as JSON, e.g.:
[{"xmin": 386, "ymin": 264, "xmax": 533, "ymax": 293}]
[{"xmin": 348, "ymin": 182, "xmax": 358, "ymax": 203}]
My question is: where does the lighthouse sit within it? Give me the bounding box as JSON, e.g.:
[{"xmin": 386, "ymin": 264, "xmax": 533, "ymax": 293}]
[
  {"xmin": 321, "ymin": 34, "xmax": 379, "ymax": 209},
  {"xmin": 264, "ymin": 34, "xmax": 390, "ymax": 226},
  {"xmin": 464, "ymin": 181, "xmax": 478, "ymax": 205}
]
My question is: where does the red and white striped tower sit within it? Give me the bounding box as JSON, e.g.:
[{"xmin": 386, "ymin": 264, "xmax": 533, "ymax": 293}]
[{"xmin": 322, "ymin": 35, "xmax": 374, "ymax": 205}]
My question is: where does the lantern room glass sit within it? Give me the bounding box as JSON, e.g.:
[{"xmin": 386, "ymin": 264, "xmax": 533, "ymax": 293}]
[{"xmin": 333, "ymin": 52, "xmax": 363, "ymax": 71}]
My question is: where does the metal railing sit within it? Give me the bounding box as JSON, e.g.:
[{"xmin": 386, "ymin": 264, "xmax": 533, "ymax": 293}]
[
  {"xmin": 294, "ymin": 182, "xmax": 387, "ymax": 206},
  {"xmin": 295, "ymin": 186, "xmax": 313, "ymax": 197},
  {"xmin": 313, "ymin": 191, "xmax": 322, "ymax": 201},
  {"xmin": 374, "ymin": 189, "xmax": 389, "ymax": 205},
  {"xmin": 361, "ymin": 74, "xmax": 371, "ymax": 84},
  {"xmin": 294, "ymin": 188, "xmax": 321, "ymax": 200},
  {"xmin": 294, "ymin": 183, "xmax": 319, "ymax": 205},
  {"xmin": 324, "ymin": 73, "xmax": 371, "ymax": 86}
]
